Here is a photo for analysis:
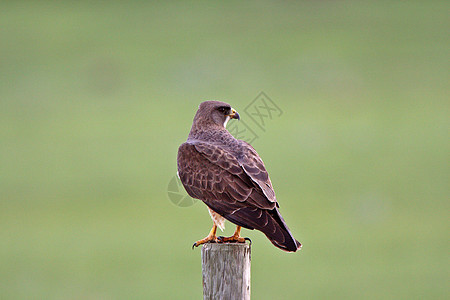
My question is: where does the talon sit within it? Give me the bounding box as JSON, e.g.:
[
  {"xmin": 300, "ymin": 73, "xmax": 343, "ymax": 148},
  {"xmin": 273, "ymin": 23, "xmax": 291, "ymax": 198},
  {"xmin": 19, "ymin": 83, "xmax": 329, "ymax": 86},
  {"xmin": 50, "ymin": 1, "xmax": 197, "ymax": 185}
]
[
  {"xmin": 192, "ymin": 225, "xmax": 250, "ymax": 248},
  {"xmin": 216, "ymin": 225, "xmax": 250, "ymax": 244},
  {"xmin": 192, "ymin": 224, "xmax": 218, "ymax": 249},
  {"xmin": 236, "ymin": 237, "xmax": 246, "ymax": 243}
]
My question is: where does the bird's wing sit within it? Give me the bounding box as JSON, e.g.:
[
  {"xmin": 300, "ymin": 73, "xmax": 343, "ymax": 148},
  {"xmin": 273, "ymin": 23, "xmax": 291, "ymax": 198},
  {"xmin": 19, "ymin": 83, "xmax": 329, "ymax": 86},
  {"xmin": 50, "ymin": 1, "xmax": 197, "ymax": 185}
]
[
  {"xmin": 237, "ymin": 141, "xmax": 277, "ymax": 203},
  {"xmin": 193, "ymin": 141, "xmax": 277, "ymax": 204},
  {"xmin": 177, "ymin": 141, "xmax": 300, "ymax": 252},
  {"xmin": 177, "ymin": 142, "xmax": 275, "ymax": 212}
]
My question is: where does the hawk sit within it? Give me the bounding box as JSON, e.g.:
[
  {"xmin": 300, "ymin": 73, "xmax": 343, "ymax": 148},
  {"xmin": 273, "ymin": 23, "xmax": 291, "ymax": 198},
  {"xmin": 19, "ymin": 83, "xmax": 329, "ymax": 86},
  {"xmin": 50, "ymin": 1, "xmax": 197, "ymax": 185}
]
[{"xmin": 177, "ymin": 101, "xmax": 301, "ymax": 252}]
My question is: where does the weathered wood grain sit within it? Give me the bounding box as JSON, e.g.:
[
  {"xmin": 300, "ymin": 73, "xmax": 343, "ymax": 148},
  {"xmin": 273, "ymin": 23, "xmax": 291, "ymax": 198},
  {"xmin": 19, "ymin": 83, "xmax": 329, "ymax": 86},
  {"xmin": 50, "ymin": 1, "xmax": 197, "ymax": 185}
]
[{"xmin": 201, "ymin": 243, "xmax": 251, "ymax": 300}]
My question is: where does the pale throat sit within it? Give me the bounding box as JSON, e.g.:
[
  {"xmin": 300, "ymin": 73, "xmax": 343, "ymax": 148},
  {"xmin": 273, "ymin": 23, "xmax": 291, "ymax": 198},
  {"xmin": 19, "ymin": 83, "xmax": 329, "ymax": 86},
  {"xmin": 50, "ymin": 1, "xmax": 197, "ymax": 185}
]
[{"xmin": 223, "ymin": 116, "xmax": 231, "ymax": 128}]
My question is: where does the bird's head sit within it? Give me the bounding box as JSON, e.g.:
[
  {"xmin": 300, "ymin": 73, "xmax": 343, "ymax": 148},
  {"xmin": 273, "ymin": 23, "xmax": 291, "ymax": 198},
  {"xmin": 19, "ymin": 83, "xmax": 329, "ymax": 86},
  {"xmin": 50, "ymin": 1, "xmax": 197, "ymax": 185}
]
[{"xmin": 194, "ymin": 101, "xmax": 240, "ymax": 129}]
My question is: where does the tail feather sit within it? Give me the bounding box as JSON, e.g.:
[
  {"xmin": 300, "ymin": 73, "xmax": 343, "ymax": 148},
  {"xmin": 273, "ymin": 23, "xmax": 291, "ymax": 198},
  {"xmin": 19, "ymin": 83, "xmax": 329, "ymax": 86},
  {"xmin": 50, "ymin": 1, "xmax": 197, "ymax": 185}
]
[
  {"xmin": 225, "ymin": 207, "xmax": 302, "ymax": 252},
  {"xmin": 266, "ymin": 208, "xmax": 302, "ymax": 252}
]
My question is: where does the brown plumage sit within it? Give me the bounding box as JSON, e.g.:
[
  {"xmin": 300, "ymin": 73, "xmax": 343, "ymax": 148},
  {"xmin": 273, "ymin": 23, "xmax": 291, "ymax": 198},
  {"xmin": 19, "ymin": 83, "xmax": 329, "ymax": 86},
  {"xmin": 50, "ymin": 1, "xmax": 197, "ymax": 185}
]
[{"xmin": 177, "ymin": 101, "xmax": 301, "ymax": 252}]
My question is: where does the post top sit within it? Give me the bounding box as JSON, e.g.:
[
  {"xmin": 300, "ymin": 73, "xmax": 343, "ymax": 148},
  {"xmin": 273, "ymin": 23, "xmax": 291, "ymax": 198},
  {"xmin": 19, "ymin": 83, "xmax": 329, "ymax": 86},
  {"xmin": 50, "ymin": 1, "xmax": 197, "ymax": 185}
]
[{"xmin": 202, "ymin": 242, "xmax": 251, "ymax": 251}]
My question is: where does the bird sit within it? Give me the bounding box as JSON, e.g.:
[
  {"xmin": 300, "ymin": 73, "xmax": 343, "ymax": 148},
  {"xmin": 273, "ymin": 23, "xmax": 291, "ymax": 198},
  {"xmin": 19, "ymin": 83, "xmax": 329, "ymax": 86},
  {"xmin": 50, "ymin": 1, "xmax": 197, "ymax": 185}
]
[{"xmin": 177, "ymin": 101, "xmax": 301, "ymax": 252}]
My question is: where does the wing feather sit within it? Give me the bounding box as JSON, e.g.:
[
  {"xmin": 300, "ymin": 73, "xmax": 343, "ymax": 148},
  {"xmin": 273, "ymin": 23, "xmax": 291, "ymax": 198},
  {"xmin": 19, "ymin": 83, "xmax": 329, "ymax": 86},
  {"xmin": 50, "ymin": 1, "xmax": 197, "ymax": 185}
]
[
  {"xmin": 193, "ymin": 142, "xmax": 277, "ymax": 208},
  {"xmin": 178, "ymin": 142, "xmax": 275, "ymax": 210},
  {"xmin": 177, "ymin": 141, "xmax": 301, "ymax": 252}
]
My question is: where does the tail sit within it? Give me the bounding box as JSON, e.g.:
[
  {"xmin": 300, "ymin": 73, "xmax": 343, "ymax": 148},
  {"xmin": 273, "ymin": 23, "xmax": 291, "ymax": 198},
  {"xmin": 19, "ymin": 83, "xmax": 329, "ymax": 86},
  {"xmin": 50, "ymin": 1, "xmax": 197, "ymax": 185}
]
[
  {"xmin": 225, "ymin": 207, "xmax": 302, "ymax": 252},
  {"xmin": 265, "ymin": 208, "xmax": 302, "ymax": 252}
]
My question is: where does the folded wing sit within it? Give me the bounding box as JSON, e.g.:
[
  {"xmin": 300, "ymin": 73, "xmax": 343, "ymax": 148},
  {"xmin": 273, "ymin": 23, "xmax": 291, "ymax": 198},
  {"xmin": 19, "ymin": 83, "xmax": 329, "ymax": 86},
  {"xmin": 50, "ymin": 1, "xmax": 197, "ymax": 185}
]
[{"xmin": 177, "ymin": 141, "xmax": 301, "ymax": 252}]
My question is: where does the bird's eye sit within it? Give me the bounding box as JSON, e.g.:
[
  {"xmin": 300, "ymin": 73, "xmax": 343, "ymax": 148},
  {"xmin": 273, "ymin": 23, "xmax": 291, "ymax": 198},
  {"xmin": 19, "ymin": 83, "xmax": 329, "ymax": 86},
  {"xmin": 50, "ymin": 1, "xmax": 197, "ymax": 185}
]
[{"xmin": 218, "ymin": 106, "xmax": 229, "ymax": 114}]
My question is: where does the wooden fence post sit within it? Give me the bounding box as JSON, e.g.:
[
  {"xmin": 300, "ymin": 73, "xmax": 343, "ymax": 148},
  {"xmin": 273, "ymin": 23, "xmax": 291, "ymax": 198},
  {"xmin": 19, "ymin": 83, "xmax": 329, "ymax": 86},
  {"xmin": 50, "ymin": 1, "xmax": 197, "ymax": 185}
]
[{"xmin": 201, "ymin": 243, "xmax": 251, "ymax": 300}]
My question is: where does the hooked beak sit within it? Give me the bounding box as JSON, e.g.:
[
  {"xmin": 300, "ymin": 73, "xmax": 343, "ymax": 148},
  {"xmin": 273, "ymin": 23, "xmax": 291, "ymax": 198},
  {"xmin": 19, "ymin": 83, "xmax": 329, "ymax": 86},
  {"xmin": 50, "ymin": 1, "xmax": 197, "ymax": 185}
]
[{"xmin": 226, "ymin": 108, "xmax": 240, "ymax": 120}]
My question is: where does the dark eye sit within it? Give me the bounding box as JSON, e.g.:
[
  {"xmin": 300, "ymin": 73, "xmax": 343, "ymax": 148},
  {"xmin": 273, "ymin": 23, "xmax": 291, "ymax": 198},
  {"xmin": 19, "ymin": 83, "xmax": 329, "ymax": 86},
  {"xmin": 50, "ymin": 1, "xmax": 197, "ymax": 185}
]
[{"xmin": 217, "ymin": 106, "xmax": 229, "ymax": 114}]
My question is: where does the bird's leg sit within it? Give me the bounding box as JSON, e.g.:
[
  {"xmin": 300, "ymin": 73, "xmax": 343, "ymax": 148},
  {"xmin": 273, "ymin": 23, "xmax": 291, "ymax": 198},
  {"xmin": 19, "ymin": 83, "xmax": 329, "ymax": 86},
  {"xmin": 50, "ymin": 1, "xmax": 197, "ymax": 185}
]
[
  {"xmin": 218, "ymin": 226, "xmax": 251, "ymax": 244},
  {"xmin": 192, "ymin": 224, "xmax": 219, "ymax": 248}
]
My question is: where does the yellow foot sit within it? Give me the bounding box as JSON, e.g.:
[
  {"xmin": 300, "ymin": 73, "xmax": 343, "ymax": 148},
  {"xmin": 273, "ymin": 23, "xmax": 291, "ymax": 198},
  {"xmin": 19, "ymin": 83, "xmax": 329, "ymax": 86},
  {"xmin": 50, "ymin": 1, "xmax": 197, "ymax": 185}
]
[
  {"xmin": 217, "ymin": 235, "xmax": 251, "ymax": 244},
  {"xmin": 192, "ymin": 224, "xmax": 219, "ymax": 249},
  {"xmin": 217, "ymin": 226, "xmax": 251, "ymax": 244},
  {"xmin": 192, "ymin": 235, "xmax": 219, "ymax": 249}
]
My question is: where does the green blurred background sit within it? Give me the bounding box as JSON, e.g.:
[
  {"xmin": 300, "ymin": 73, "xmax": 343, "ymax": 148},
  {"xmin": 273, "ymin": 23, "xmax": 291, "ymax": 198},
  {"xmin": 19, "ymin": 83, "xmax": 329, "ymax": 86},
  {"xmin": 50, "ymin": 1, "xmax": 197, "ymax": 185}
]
[{"xmin": 1, "ymin": 1, "xmax": 448, "ymax": 299}]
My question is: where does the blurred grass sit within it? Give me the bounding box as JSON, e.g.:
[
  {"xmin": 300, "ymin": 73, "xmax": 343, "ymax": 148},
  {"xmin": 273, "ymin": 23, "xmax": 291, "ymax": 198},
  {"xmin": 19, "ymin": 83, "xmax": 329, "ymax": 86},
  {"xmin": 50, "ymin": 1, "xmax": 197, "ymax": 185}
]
[{"xmin": 0, "ymin": 1, "xmax": 449, "ymax": 299}]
